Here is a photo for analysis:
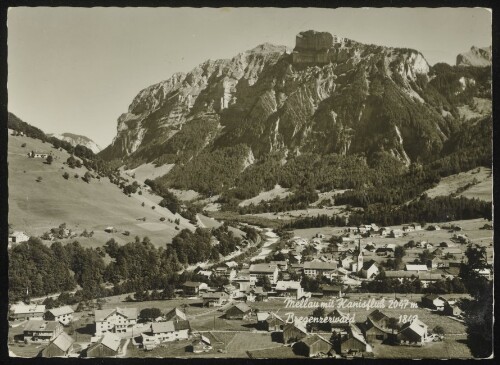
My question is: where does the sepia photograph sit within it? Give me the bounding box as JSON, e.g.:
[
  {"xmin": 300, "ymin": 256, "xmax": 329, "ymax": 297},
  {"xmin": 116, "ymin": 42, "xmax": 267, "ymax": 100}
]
[{"xmin": 5, "ymin": 6, "xmax": 493, "ymax": 359}]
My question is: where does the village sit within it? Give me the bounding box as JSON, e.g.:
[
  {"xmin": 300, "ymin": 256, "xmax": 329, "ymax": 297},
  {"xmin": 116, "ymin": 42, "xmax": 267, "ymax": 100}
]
[{"xmin": 8, "ymin": 217, "xmax": 491, "ymax": 358}]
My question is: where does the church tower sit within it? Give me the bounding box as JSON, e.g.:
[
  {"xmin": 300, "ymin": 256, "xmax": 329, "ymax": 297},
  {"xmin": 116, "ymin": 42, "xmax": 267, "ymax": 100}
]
[{"xmin": 356, "ymin": 238, "xmax": 363, "ymax": 272}]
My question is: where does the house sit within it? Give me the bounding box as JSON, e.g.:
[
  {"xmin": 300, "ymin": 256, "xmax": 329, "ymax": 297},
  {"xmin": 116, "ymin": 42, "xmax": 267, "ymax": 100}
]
[
  {"xmin": 426, "ymin": 258, "xmax": 449, "ymax": 269},
  {"xmin": 94, "ymin": 307, "xmax": 138, "ymax": 336},
  {"xmin": 397, "ymin": 318, "xmax": 428, "ymax": 346},
  {"xmin": 411, "ymin": 223, "xmax": 422, "ymax": 231},
  {"xmin": 44, "ymin": 306, "xmax": 74, "ymax": 326},
  {"xmin": 339, "ymin": 324, "xmax": 372, "ymax": 355},
  {"xmin": 149, "ymin": 320, "xmax": 191, "ymax": 342},
  {"xmin": 249, "ymin": 263, "xmax": 279, "ymax": 284},
  {"xmin": 421, "ymin": 294, "xmax": 446, "ymax": 311},
  {"xmin": 320, "ymin": 284, "xmax": 343, "ymax": 297},
  {"xmin": 257, "ymin": 312, "xmax": 285, "ymax": 332},
  {"xmin": 10, "ymin": 303, "xmax": 46, "ymax": 320},
  {"xmin": 283, "ymin": 321, "xmax": 308, "ymax": 343},
  {"xmin": 427, "ymin": 225, "xmax": 441, "ymax": 231},
  {"xmin": 379, "ymin": 227, "xmax": 389, "ymax": 236},
  {"xmin": 85, "ymin": 332, "xmax": 122, "ymax": 357},
  {"xmin": 104, "ymin": 227, "xmax": 117, "ymax": 233},
  {"xmin": 225, "ymin": 303, "xmax": 252, "ymax": 320},
  {"xmin": 290, "ymin": 263, "xmax": 304, "ymax": 273},
  {"xmin": 183, "ymin": 281, "xmax": 209, "ymax": 296},
  {"xmin": 202, "ymin": 292, "xmax": 229, "ymax": 307},
  {"xmin": 40, "ymin": 331, "xmax": 74, "ymax": 357},
  {"xmin": 214, "ymin": 266, "xmax": 237, "ymax": 280},
  {"xmin": 28, "ymin": 150, "xmax": 50, "ymax": 158},
  {"xmin": 198, "ymin": 270, "xmax": 213, "ymax": 279},
  {"xmin": 359, "ymin": 260, "xmax": 379, "ymax": 279},
  {"xmin": 270, "ymin": 260, "xmax": 288, "ymax": 271},
  {"xmin": 164, "ymin": 307, "xmax": 187, "ymax": 322},
  {"xmin": 383, "ymin": 271, "xmax": 443, "ymax": 287},
  {"xmin": 340, "ymin": 256, "xmax": 354, "ymax": 270},
  {"xmin": 402, "ymin": 225, "xmax": 414, "ymax": 233},
  {"xmin": 294, "ymin": 334, "xmax": 333, "ymax": 357},
  {"xmin": 23, "ymin": 320, "xmax": 63, "ymax": 343},
  {"xmin": 405, "ymin": 264, "xmax": 428, "ymax": 273},
  {"xmin": 361, "ymin": 310, "xmax": 392, "ymax": 343},
  {"xmin": 191, "ymin": 335, "xmax": 212, "ymax": 353},
  {"xmin": 8, "ymin": 231, "xmax": 30, "ymax": 243},
  {"xmin": 247, "ymin": 286, "xmax": 268, "ymax": 302},
  {"xmin": 275, "ymin": 281, "xmax": 305, "ymax": 299},
  {"xmin": 443, "ymin": 302, "xmax": 462, "ymax": 317},
  {"xmin": 141, "ymin": 332, "xmax": 159, "ymax": 351},
  {"xmin": 224, "ymin": 261, "xmax": 239, "ymax": 269},
  {"xmin": 303, "ymin": 261, "xmax": 338, "ymax": 279}
]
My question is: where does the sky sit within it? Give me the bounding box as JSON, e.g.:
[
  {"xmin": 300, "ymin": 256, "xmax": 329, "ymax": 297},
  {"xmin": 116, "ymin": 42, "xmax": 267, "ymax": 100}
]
[{"xmin": 8, "ymin": 7, "xmax": 492, "ymax": 148}]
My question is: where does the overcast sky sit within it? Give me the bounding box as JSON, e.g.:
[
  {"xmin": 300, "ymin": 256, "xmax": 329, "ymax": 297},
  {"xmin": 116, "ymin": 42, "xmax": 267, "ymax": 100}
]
[{"xmin": 8, "ymin": 7, "xmax": 491, "ymax": 148}]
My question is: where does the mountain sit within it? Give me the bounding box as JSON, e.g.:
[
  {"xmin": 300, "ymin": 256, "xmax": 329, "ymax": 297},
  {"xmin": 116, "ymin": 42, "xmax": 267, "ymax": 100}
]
[
  {"xmin": 456, "ymin": 46, "xmax": 492, "ymax": 67},
  {"xmin": 100, "ymin": 30, "xmax": 491, "ymax": 195},
  {"xmin": 48, "ymin": 132, "xmax": 102, "ymax": 154}
]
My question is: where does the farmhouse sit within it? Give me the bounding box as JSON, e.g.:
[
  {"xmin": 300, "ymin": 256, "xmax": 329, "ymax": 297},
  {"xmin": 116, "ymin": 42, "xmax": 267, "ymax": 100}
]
[
  {"xmin": 339, "ymin": 324, "xmax": 372, "ymax": 355},
  {"xmin": 249, "ymin": 263, "xmax": 279, "ymax": 284},
  {"xmin": 183, "ymin": 281, "xmax": 209, "ymax": 296},
  {"xmin": 191, "ymin": 335, "xmax": 212, "ymax": 353},
  {"xmin": 164, "ymin": 307, "xmax": 187, "ymax": 322},
  {"xmin": 214, "ymin": 266, "xmax": 237, "ymax": 280},
  {"xmin": 148, "ymin": 320, "xmax": 191, "ymax": 342},
  {"xmin": 257, "ymin": 312, "xmax": 285, "ymax": 332},
  {"xmin": 283, "ymin": 320, "xmax": 308, "ymax": 343},
  {"xmin": 40, "ymin": 331, "xmax": 74, "ymax": 358},
  {"xmin": 28, "ymin": 150, "xmax": 50, "ymax": 158},
  {"xmin": 23, "ymin": 320, "xmax": 63, "ymax": 343},
  {"xmin": 421, "ymin": 294, "xmax": 446, "ymax": 311},
  {"xmin": 10, "ymin": 303, "xmax": 46, "ymax": 320},
  {"xmin": 275, "ymin": 280, "xmax": 305, "ymax": 299},
  {"xmin": 443, "ymin": 302, "xmax": 463, "ymax": 317},
  {"xmin": 104, "ymin": 227, "xmax": 117, "ymax": 233},
  {"xmin": 390, "ymin": 229, "xmax": 403, "ymax": 238},
  {"xmin": 94, "ymin": 307, "xmax": 138, "ymax": 336},
  {"xmin": 397, "ymin": 318, "xmax": 428, "ymax": 346},
  {"xmin": 225, "ymin": 303, "xmax": 252, "ymax": 320},
  {"xmin": 44, "ymin": 306, "xmax": 74, "ymax": 325},
  {"xmin": 327, "ymin": 309, "xmax": 351, "ymax": 330},
  {"xmin": 361, "ymin": 310, "xmax": 392, "ymax": 343},
  {"xmin": 383, "ymin": 271, "xmax": 443, "ymax": 287},
  {"xmin": 303, "ymin": 261, "xmax": 338, "ymax": 279},
  {"xmin": 320, "ymin": 284, "xmax": 343, "ymax": 297},
  {"xmin": 294, "ymin": 334, "xmax": 333, "ymax": 357},
  {"xmin": 202, "ymin": 292, "xmax": 229, "ymax": 307},
  {"xmin": 8, "ymin": 231, "xmax": 30, "ymax": 243},
  {"xmin": 85, "ymin": 332, "xmax": 122, "ymax": 358}
]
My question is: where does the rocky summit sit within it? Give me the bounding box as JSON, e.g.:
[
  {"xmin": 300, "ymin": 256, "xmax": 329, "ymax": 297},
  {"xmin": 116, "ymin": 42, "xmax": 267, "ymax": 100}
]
[
  {"xmin": 456, "ymin": 46, "xmax": 492, "ymax": 67},
  {"xmin": 100, "ymin": 31, "xmax": 491, "ymax": 174},
  {"xmin": 48, "ymin": 132, "xmax": 102, "ymax": 154}
]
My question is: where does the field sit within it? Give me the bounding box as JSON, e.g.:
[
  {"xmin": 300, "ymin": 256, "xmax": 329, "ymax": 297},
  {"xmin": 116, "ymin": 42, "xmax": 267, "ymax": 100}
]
[
  {"xmin": 238, "ymin": 185, "xmax": 291, "ymax": 207},
  {"xmin": 373, "ymin": 336, "xmax": 471, "ymax": 359},
  {"xmin": 121, "ymin": 162, "xmax": 174, "ymax": 184},
  {"xmin": 423, "ymin": 167, "xmax": 492, "ymax": 202},
  {"xmin": 8, "ymin": 134, "xmax": 194, "ymax": 247}
]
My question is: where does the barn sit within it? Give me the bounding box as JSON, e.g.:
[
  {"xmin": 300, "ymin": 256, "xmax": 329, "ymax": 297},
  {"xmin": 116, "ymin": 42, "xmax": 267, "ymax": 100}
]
[
  {"xmin": 85, "ymin": 332, "xmax": 122, "ymax": 358},
  {"xmin": 40, "ymin": 332, "xmax": 74, "ymax": 358},
  {"xmin": 293, "ymin": 334, "xmax": 333, "ymax": 357},
  {"xmin": 283, "ymin": 321, "xmax": 308, "ymax": 343},
  {"xmin": 224, "ymin": 303, "xmax": 252, "ymax": 320},
  {"xmin": 339, "ymin": 325, "xmax": 372, "ymax": 355}
]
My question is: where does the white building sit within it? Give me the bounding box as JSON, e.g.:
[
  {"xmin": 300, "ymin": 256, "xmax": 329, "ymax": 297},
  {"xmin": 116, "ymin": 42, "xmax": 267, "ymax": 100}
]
[
  {"xmin": 9, "ymin": 231, "xmax": 30, "ymax": 243},
  {"xmin": 94, "ymin": 307, "xmax": 138, "ymax": 336},
  {"xmin": 45, "ymin": 306, "xmax": 74, "ymax": 325},
  {"xmin": 249, "ymin": 264, "xmax": 279, "ymax": 284}
]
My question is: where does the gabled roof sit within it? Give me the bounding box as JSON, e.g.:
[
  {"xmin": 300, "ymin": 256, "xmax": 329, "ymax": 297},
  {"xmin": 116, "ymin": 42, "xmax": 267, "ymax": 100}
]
[
  {"xmin": 24, "ymin": 320, "xmax": 60, "ymax": 332},
  {"xmin": 228, "ymin": 303, "xmax": 251, "ymax": 313},
  {"xmin": 94, "ymin": 307, "xmax": 138, "ymax": 322},
  {"xmin": 400, "ymin": 318, "xmax": 427, "ymax": 338},
  {"xmin": 300, "ymin": 333, "xmax": 332, "ymax": 347},
  {"xmin": 367, "ymin": 309, "xmax": 389, "ymax": 324},
  {"xmin": 362, "ymin": 260, "xmax": 377, "ymax": 270},
  {"xmin": 100, "ymin": 332, "xmax": 121, "ymax": 352},
  {"xmin": 257, "ymin": 312, "xmax": 270, "ymax": 321},
  {"xmin": 151, "ymin": 321, "xmax": 175, "ymax": 334},
  {"xmin": 405, "ymin": 264, "xmax": 428, "ymax": 271},
  {"xmin": 51, "ymin": 332, "xmax": 74, "ymax": 352},
  {"xmin": 174, "ymin": 320, "xmax": 191, "ymax": 331},
  {"xmin": 249, "ymin": 263, "xmax": 278, "ymax": 273},
  {"xmin": 200, "ymin": 335, "xmax": 211, "ymax": 345},
  {"xmin": 183, "ymin": 281, "xmax": 204, "ymax": 287},
  {"xmin": 165, "ymin": 307, "xmax": 187, "ymax": 321},
  {"xmin": 13, "ymin": 304, "xmax": 45, "ymax": 315},
  {"xmin": 347, "ymin": 324, "xmax": 368, "ymax": 345},
  {"xmin": 47, "ymin": 306, "xmax": 74, "ymax": 317},
  {"xmin": 303, "ymin": 261, "xmax": 338, "ymax": 270},
  {"xmin": 285, "ymin": 320, "xmax": 308, "ymax": 334}
]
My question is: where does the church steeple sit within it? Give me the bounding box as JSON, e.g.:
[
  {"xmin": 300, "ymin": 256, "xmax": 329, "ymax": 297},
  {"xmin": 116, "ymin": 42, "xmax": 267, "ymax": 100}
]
[{"xmin": 357, "ymin": 238, "xmax": 363, "ymax": 271}]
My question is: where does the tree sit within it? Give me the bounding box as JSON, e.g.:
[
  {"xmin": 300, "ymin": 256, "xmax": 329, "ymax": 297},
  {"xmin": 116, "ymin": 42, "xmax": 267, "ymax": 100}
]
[
  {"xmin": 394, "ymin": 246, "xmax": 406, "ymax": 259},
  {"xmin": 418, "ymin": 249, "xmax": 434, "ymax": 264},
  {"xmin": 83, "ymin": 171, "xmax": 92, "ymax": 183},
  {"xmin": 433, "ymin": 326, "xmax": 445, "ymax": 337},
  {"xmin": 387, "ymin": 317, "xmax": 400, "ymax": 335},
  {"xmin": 139, "ymin": 308, "xmax": 162, "ymax": 322},
  {"xmin": 63, "ymin": 172, "xmax": 70, "ymax": 180},
  {"xmin": 256, "ymin": 276, "xmax": 272, "ymax": 291},
  {"xmin": 162, "ymin": 284, "xmax": 175, "ymax": 299},
  {"xmin": 46, "ymin": 155, "xmax": 53, "ymax": 164}
]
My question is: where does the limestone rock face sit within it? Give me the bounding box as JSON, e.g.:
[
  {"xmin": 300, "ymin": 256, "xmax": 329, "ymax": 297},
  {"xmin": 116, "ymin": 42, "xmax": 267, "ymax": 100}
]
[
  {"xmin": 100, "ymin": 31, "xmax": 490, "ymax": 169},
  {"xmin": 49, "ymin": 132, "xmax": 101, "ymax": 154},
  {"xmin": 456, "ymin": 46, "xmax": 492, "ymax": 67}
]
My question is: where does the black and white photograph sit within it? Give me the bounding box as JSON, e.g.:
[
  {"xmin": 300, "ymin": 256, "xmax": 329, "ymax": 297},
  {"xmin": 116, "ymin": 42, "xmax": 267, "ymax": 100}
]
[{"xmin": 5, "ymin": 6, "xmax": 493, "ymax": 359}]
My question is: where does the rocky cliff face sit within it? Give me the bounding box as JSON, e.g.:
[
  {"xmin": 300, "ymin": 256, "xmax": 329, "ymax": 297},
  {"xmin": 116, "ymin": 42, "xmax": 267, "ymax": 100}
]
[
  {"xmin": 456, "ymin": 46, "xmax": 492, "ymax": 67},
  {"xmin": 101, "ymin": 31, "xmax": 491, "ymax": 173},
  {"xmin": 49, "ymin": 132, "xmax": 101, "ymax": 153}
]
